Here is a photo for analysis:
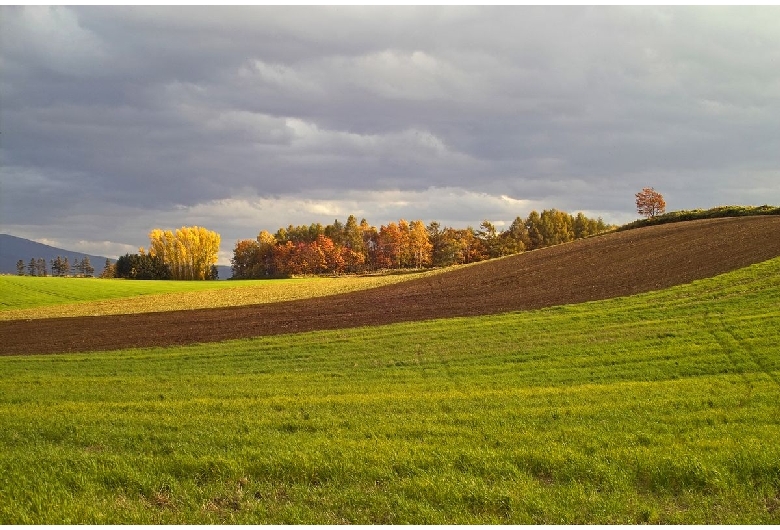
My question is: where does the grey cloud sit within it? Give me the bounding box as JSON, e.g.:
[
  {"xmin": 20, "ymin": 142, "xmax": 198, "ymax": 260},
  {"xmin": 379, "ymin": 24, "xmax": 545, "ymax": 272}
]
[{"xmin": 1, "ymin": 6, "xmax": 779, "ymax": 258}]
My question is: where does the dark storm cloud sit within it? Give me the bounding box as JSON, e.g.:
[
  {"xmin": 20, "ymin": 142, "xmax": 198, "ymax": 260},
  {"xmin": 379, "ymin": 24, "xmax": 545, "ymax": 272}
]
[{"xmin": 1, "ymin": 6, "xmax": 779, "ymax": 259}]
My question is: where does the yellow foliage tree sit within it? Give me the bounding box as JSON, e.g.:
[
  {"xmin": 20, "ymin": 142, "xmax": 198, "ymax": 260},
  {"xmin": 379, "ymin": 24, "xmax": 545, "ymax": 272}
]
[
  {"xmin": 409, "ymin": 220, "xmax": 433, "ymax": 268},
  {"xmin": 148, "ymin": 226, "xmax": 221, "ymax": 280}
]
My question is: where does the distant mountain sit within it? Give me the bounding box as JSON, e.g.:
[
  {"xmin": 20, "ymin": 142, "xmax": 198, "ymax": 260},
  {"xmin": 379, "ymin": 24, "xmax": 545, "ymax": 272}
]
[
  {"xmin": 0, "ymin": 234, "xmax": 115, "ymax": 276},
  {"xmin": 215, "ymin": 265, "xmax": 233, "ymax": 280},
  {"xmin": 0, "ymin": 234, "xmax": 233, "ymax": 279}
]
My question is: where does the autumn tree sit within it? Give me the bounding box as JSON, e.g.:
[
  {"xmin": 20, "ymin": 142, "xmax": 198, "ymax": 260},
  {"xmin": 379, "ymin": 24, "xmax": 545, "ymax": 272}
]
[
  {"xmin": 295, "ymin": 241, "xmax": 326, "ymax": 275},
  {"xmin": 636, "ymin": 187, "xmax": 666, "ymax": 218},
  {"xmin": 340, "ymin": 245, "xmax": 365, "ymax": 273},
  {"xmin": 231, "ymin": 232, "xmax": 280, "ymax": 279},
  {"xmin": 377, "ymin": 222, "xmax": 402, "ymax": 269},
  {"xmin": 397, "ymin": 219, "xmax": 412, "ymax": 268},
  {"xmin": 273, "ymin": 241, "xmax": 295, "ymax": 276},
  {"xmin": 427, "ymin": 224, "xmax": 466, "ymax": 267},
  {"xmin": 337, "ymin": 215, "xmax": 366, "ymax": 273},
  {"xmin": 524, "ymin": 211, "xmax": 544, "ymax": 250},
  {"xmin": 231, "ymin": 239, "xmax": 262, "ymax": 279},
  {"xmin": 409, "ymin": 220, "xmax": 433, "ymax": 268},
  {"xmin": 256, "ymin": 230, "xmax": 278, "ymax": 277},
  {"xmin": 316, "ymin": 235, "xmax": 345, "ymax": 274},
  {"xmin": 501, "ymin": 216, "xmax": 529, "ymax": 255},
  {"xmin": 147, "ymin": 229, "xmax": 178, "ymax": 277},
  {"xmin": 448, "ymin": 227, "xmax": 486, "ymax": 264},
  {"xmin": 538, "ymin": 209, "xmax": 574, "ymax": 247},
  {"xmin": 147, "ymin": 226, "xmax": 221, "ymax": 280}
]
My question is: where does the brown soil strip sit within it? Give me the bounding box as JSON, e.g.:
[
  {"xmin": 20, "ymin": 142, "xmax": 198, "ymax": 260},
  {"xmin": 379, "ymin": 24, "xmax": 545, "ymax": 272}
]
[{"xmin": 2, "ymin": 216, "xmax": 779, "ymax": 356}]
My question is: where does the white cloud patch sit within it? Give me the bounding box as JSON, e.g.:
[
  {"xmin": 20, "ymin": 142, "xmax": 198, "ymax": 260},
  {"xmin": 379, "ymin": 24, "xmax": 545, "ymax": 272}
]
[
  {"xmin": 240, "ymin": 59, "xmax": 324, "ymax": 97},
  {"xmin": 328, "ymin": 49, "xmax": 473, "ymax": 101},
  {"xmin": 282, "ymin": 119, "xmax": 471, "ymax": 169}
]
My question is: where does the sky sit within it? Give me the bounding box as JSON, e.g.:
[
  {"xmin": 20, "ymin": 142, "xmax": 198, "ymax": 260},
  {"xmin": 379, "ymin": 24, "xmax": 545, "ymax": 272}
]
[{"xmin": 2, "ymin": 6, "xmax": 779, "ymax": 265}]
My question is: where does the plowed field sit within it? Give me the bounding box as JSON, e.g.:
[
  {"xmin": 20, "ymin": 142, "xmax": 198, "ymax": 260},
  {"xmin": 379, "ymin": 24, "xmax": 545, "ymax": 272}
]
[{"xmin": 2, "ymin": 216, "xmax": 779, "ymax": 356}]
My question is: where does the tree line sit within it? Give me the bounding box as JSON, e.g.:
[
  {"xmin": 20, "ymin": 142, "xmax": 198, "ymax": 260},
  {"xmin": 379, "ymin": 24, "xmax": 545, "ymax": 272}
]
[
  {"xmin": 231, "ymin": 209, "xmax": 614, "ymax": 279},
  {"xmin": 114, "ymin": 226, "xmax": 221, "ymax": 280},
  {"xmin": 16, "ymin": 256, "xmax": 96, "ymax": 277},
  {"xmin": 13, "ymin": 226, "xmax": 221, "ymax": 281}
]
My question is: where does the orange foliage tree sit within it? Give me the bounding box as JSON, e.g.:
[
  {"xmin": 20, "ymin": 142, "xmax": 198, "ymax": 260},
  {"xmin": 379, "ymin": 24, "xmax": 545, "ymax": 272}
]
[
  {"xmin": 230, "ymin": 212, "xmax": 614, "ymax": 278},
  {"xmin": 635, "ymin": 187, "xmax": 666, "ymax": 219}
]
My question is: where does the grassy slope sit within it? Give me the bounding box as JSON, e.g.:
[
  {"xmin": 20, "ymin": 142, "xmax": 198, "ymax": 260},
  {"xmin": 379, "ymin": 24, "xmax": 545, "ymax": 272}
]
[
  {"xmin": 0, "ymin": 258, "xmax": 779, "ymax": 523},
  {"xmin": 0, "ymin": 271, "xmax": 441, "ymax": 320}
]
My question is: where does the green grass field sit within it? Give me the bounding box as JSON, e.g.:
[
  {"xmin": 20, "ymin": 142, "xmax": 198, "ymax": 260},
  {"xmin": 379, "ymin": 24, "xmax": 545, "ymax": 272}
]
[
  {"xmin": 1, "ymin": 259, "xmax": 779, "ymax": 523},
  {"xmin": 0, "ymin": 271, "xmax": 440, "ymax": 320}
]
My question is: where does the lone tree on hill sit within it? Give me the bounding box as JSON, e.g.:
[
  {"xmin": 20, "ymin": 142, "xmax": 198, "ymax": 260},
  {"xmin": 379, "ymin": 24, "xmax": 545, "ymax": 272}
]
[{"xmin": 636, "ymin": 187, "xmax": 666, "ymax": 218}]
